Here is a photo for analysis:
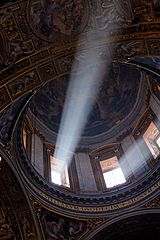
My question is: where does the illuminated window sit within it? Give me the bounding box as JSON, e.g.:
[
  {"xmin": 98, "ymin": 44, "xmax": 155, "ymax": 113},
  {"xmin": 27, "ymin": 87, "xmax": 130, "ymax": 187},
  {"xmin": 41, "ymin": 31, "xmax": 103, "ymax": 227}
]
[
  {"xmin": 23, "ymin": 124, "xmax": 32, "ymax": 161},
  {"xmin": 100, "ymin": 156, "xmax": 126, "ymax": 188},
  {"xmin": 156, "ymin": 135, "xmax": 160, "ymax": 148},
  {"xmin": 50, "ymin": 155, "xmax": 70, "ymax": 187},
  {"xmin": 143, "ymin": 122, "xmax": 160, "ymax": 159},
  {"xmin": 23, "ymin": 129, "xmax": 27, "ymax": 149}
]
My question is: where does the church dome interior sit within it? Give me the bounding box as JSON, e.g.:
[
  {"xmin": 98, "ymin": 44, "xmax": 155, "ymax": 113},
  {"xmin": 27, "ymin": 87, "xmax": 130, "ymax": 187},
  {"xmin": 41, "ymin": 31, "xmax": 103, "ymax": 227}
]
[{"xmin": 0, "ymin": 0, "xmax": 160, "ymax": 239}]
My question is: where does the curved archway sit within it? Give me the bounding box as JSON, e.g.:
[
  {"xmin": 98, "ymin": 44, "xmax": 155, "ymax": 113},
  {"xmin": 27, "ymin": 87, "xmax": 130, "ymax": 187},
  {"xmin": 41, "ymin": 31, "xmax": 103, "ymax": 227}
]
[
  {"xmin": 0, "ymin": 155, "xmax": 41, "ymax": 239},
  {"xmin": 84, "ymin": 210, "xmax": 160, "ymax": 240}
]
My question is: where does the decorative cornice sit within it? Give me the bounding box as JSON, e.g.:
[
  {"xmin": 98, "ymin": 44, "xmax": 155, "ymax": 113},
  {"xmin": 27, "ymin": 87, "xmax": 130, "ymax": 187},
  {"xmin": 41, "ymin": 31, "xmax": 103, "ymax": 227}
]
[
  {"xmin": 143, "ymin": 195, "xmax": 160, "ymax": 208},
  {"xmin": 132, "ymin": 107, "xmax": 155, "ymax": 137},
  {"xmin": 10, "ymin": 111, "xmax": 160, "ymax": 216},
  {"xmin": 87, "ymin": 218, "xmax": 107, "ymax": 231},
  {"xmin": 1, "ymin": 0, "xmax": 160, "ymax": 217}
]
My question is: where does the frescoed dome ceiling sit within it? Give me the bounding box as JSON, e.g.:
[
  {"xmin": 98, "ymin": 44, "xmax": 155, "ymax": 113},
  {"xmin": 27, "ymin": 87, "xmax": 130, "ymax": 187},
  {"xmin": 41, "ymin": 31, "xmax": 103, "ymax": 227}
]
[
  {"xmin": 0, "ymin": 0, "xmax": 160, "ymax": 231},
  {"xmin": 29, "ymin": 62, "xmax": 144, "ymax": 137},
  {"xmin": 0, "ymin": 0, "xmax": 159, "ymax": 144}
]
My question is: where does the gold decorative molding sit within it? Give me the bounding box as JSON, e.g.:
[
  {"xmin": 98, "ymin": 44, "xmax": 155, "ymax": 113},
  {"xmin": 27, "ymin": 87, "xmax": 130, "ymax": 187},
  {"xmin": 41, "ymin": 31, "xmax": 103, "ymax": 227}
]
[
  {"xmin": 30, "ymin": 196, "xmax": 42, "ymax": 217},
  {"xmin": 23, "ymin": 167, "xmax": 160, "ymax": 214},
  {"xmin": 87, "ymin": 218, "xmax": 107, "ymax": 230},
  {"xmin": 143, "ymin": 196, "xmax": 160, "ymax": 208}
]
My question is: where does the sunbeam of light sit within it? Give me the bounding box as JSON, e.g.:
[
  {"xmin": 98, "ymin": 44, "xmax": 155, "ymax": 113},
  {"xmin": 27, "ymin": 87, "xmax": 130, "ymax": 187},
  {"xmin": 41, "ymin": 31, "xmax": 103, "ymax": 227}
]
[
  {"xmin": 119, "ymin": 137, "xmax": 154, "ymax": 179},
  {"xmin": 118, "ymin": 118, "xmax": 160, "ymax": 180},
  {"xmin": 54, "ymin": 32, "xmax": 111, "ymax": 172}
]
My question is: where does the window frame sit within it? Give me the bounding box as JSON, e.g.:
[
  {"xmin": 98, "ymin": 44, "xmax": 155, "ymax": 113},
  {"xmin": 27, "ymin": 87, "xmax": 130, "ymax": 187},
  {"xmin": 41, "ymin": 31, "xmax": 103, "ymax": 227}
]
[
  {"xmin": 143, "ymin": 121, "xmax": 160, "ymax": 159},
  {"xmin": 50, "ymin": 153, "xmax": 70, "ymax": 188},
  {"xmin": 100, "ymin": 156, "xmax": 126, "ymax": 189},
  {"xmin": 90, "ymin": 144, "xmax": 128, "ymax": 191},
  {"xmin": 155, "ymin": 134, "xmax": 160, "ymax": 149},
  {"xmin": 44, "ymin": 144, "xmax": 79, "ymax": 191}
]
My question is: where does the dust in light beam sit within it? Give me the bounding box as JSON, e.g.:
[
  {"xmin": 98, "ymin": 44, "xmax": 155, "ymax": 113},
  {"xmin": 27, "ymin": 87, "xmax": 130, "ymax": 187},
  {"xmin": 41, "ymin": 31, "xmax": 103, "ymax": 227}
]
[{"xmin": 54, "ymin": 32, "xmax": 111, "ymax": 171}]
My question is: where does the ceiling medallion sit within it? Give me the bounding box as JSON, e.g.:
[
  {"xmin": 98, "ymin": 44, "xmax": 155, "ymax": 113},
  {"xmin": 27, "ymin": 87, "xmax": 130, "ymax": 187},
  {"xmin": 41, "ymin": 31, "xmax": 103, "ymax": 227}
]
[{"xmin": 27, "ymin": 0, "xmax": 89, "ymax": 42}]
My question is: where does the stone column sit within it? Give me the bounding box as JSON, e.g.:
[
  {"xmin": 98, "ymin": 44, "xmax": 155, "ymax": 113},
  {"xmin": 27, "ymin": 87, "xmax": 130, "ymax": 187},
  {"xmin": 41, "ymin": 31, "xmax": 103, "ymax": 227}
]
[
  {"xmin": 31, "ymin": 133, "xmax": 44, "ymax": 177},
  {"xmin": 74, "ymin": 152, "xmax": 97, "ymax": 191}
]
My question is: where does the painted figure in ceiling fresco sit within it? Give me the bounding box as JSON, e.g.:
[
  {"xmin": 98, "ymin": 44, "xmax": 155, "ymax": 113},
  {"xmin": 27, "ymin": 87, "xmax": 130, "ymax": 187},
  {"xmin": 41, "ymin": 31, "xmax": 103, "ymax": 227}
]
[
  {"xmin": 29, "ymin": 0, "xmax": 84, "ymax": 40},
  {"xmin": 45, "ymin": 219, "xmax": 65, "ymax": 239},
  {"xmin": 68, "ymin": 221, "xmax": 83, "ymax": 239},
  {"xmin": 96, "ymin": 0, "xmax": 133, "ymax": 30},
  {"xmin": 41, "ymin": 212, "xmax": 84, "ymax": 240}
]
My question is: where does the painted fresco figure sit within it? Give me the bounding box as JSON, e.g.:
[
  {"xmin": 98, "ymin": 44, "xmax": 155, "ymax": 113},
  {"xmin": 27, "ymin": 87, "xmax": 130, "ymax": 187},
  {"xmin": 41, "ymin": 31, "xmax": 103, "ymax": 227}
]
[
  {"xmin": 30, "ymin": 0, "xmax": 84, "ymax": 39},
  {"xmin": 68, "ymin": 221, "xmax": 83, "ymax": 239},
  {"xmin": 42, "ymin": 214, "xmax": 65, "ymax": 240}
]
